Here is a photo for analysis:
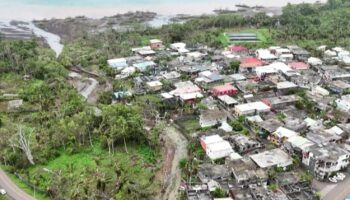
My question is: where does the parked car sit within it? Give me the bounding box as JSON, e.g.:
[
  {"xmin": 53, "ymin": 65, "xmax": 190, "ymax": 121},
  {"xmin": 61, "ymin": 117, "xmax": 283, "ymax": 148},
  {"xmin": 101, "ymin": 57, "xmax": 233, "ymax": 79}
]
[
  {"xmin": 329, "ymin": 177, "xmax": 338, "ymax": 183},
  {"xmin": 0, "ymin": 188, "xmax": 6, "ymax": 195},
  {"xmin": 335, "ymin": 173, "xmax": 346, "ymax": 181}
]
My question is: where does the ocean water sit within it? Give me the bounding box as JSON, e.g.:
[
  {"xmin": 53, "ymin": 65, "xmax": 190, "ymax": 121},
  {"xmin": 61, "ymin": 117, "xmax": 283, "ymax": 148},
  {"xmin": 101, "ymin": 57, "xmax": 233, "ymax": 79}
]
[{"xmin": 0, "ymin": 0, "xmax": 324, "ymax": 20}]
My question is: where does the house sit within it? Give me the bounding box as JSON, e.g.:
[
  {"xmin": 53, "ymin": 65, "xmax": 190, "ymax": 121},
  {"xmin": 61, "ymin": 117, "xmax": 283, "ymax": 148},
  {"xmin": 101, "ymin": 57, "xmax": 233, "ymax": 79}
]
[
  {"xmin": 302, "ymin": 144, "xmax": 350, "ymax": 180},
  {"xmin": 234, "ymin": 101, "xmax": 270, "ymax": 116},
  {"xmin": 286, "ymin": 135, "xmax": 315, "ymax": 153},
  {"xmin": 131, "ymin": 46, "xmax": 152, "ymax": 53},
  {"xmin": 161, "ymin": 71, "xmax": 181, "ymax": 81},
  {"xmin": 229, "ymin": 73, "xmax": 246, "ymax": 82},
  {"xmin": 274, "ymin": 48, "xmax": 294, "ymax": 61},
  {"xmin": 328, "ymin": 80, "xmax": 350, "ymax": 94},
  {"xmin": 107, "ymin": 58, "xmax": 128, "ymax": 70},
  {"xmin": 187, "ymin": 51, "xmax": 206, "ymax": 61},
  {"xmin": 307, "ymin": 57, "xmax": 323, "ymax": 66},
  {"xmin": 228, "ymin": 45, "xmax": 248, "ymax": 55},
  {"xmin": 170, "ymin": 42, "xmax": 189, "ymax": 54},
  {"xmin": 196, "ymin": 71, "xmax": 224, "ymax": 88},
  {"xmin": 288, "ymin": 62, "xmax": 309, "ymax": 70},
  {"xmin": 313, "ymin": 86, "xmax": 330, "ymax": 96},
  {"xmin": 210, "ymin": 84, "xmax": 238, "ymax": 96},
  {"xmin": 227, "ymin": 157, "xmax": 267, "ymax": 185},
  {"xmin": 335, "ymin": 94, "xmax": 350, "ymax": 112},
  {"xmin": 255, "ymin": 49, "xmax": 277, "ymax": 62},
  {"xmin": 257, "ymin": 118, "xmax": 284, "ymax": 137},
  {"xmin": 149, "ymin": 39, "xmax": 163, "ymax": 49},
  {"xmin": 170, "ymin": 81, "xmax": 203, "ymax": 103},
  {"xmin": 321, "ymin": 65, "xmax": 350, "ymax": 81},
  {"xmin": 261, "ymin": 95, "xmax": 298, "ymax": 110},
  {"xmin": 217, "ymin": 95, "xmax": 238, "ymax": 108},
  {"xmin": 306, "ymin": 129, "xmax": 342, "ymax": 145},
  {"xmin": 229, "ymin": 134, "xmax": 262, "ymax": 154},
  {"xmin": 133, "ymin": 61, "xmax": 156, "ymax": 72},
  {"xmin": 287, "ymin": 45, "xmax": 310, "ymax": 61},
  {"xmin": 137, "ymin": 49, "xmax": 156, "ymax": 57},
  {"xmin": 199, "ymin": 109, "xmax": 227, "ymax": 128},
  {"xmin": 269, "ymin": 127, "xmax": 298, "ymax": 145},
  {"xmin": 7, "ymin": 99, "xmax": 23, "ymax": 110},
  {"xmin": 198, "ymin": 164, "xmax": 231, "ymax": 185},
  {"xmin": 239, "ymin": 57, "xmax": 264, "ymax": 72},
  {"xmin": 146, "ymin": 81, "xmax": 163, "ymax": 92},
  {"xmin": 276, "ymin": 81, "xmax": 298, "ymax": 91},
  {"xmin": 200, "ymin": 135, "xmax": 234, "ymax": 160},
  {"xmin": 250, "ymin": 148, "xmax": 293, "ymax": 169}
]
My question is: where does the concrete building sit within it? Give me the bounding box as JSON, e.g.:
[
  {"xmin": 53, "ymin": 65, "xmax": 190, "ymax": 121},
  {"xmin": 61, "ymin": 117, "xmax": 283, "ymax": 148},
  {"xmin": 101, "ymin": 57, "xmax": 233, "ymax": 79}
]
[
  {"xmin": 302, "ymin": 144, "xmax": 350, "ymax": 179},
  {"xmin": 250, "ymin": 148, "xmax": 293, "ymax": 169}
]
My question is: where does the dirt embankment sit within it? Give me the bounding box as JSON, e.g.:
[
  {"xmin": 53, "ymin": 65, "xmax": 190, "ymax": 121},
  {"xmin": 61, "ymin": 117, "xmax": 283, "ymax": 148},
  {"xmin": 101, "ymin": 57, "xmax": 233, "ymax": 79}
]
[
  {"xmin": 33, "ymin": 11, "xmax": 157, "ymax": 42},
  {"xmin": 156, "ymin": 125, "xmax": 188, "ymax": 200}
]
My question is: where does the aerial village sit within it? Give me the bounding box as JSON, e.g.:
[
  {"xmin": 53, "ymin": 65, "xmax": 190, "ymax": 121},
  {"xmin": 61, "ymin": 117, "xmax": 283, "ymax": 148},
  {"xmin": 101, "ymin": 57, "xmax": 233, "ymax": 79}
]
[{"xmin": 97, "ymin": 33, "xmax": 350, "ymax": 200}]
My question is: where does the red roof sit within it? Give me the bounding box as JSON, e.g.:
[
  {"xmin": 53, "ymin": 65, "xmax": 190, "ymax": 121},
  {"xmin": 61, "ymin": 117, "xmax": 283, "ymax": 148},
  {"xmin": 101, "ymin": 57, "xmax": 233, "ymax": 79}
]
[
  {"xmin": 288, "ymin": 62, "xmax": 309, "ymax": 70},
  {"xmin": 240, "ymin": 57, "xmax": 264, "ymax": 68},
  {"xmin": 211, "ymin": 84, "xmax": 237, "ymax": 93},
  {"xmin": 228, "ymin": 45, "xmax": 248, "ymax": 52}
]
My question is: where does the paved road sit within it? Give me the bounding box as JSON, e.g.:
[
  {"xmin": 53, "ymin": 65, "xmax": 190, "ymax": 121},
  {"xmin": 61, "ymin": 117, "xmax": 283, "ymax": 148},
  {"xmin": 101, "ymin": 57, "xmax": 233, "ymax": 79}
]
[
  {"xmin": 0, "ymin": 169, "xmax": 36, "ymax": 200},
  {"xmin": 322, "ymin": 175, "xmax": 350, "ymax": 200}
]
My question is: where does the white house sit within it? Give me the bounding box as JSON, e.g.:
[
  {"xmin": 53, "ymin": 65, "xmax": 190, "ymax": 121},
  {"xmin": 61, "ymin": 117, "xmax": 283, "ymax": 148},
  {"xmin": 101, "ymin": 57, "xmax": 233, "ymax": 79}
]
[
  {"xmin": 335, "ymin": 94, "xmax": 350, "ymax": 112},
  {"xmin": 250, "ymin": 148, "xmax": 293, "ymax": 169},
  {"xmin": 107, "ymin": 58, "xmax": 128, "ymax": 70},
  {"xmin": 302, "ymin": 144, "xmax": 350, "ymax": 179},
  {"xmin": 308, "ymin": 57, "xmax": 323, "ymax": 66},
  {"xmin": 200, "ymin": 135, "xmax": 234, "ymax": 160},
  {"xmin": 256, "ymin": 49, "xmax": 277, "ymax": 62},
  {"xmin": 146, "ymin": 81, "xmax": 163, "ymax": 91},
  {"xmin": 234, "ymin": 101, "xmax": 270, "ymax": 116}
]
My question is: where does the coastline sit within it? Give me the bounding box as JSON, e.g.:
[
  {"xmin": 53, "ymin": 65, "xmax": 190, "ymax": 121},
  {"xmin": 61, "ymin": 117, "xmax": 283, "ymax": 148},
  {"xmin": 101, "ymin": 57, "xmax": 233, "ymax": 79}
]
[{"xmin": 0, "ymin": 0, "xmax": 325, "ymax": 21}]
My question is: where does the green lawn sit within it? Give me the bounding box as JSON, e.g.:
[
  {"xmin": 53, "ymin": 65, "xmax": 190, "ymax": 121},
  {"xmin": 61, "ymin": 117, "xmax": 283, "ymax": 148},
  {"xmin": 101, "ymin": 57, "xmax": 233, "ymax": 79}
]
[
  {"xmin": 218, "ymin": 32, "xmax": 230, "ymax": 46},
  {"xmin": 219, "ymin": 28, "xmax": 275, "ymax": 47},
  {"xmin": 177, "ymin": 116, "xmax": 200, "ymax": 133},
  {"xmin": 4, "ymin": 142, "xmax": 159, "ymax": 199}
]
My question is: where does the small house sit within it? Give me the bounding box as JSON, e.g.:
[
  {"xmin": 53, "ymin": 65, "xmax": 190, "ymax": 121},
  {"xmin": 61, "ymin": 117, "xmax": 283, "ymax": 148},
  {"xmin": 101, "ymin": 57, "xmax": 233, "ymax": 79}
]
[
  {"xmin": 234, "ymin": 101, "xmax": 270, "ymax": 116},
  {"xmin": 107, "ymin": 58, "xmax": 128, "ymax": 70},
  {"xmin": 210, "ymin": 84, "xmax": 238, "ymax": 96},
  {"xmin": 200, "ymin": 135, "xmax": 234, "ymax": 160},
  {"xmin": 146, "ymin": 81, "xmax": 163, "ymax": 92},
  {"xmin": 149, "ymin": 39, "xmax": 163, "ymax": 49}
]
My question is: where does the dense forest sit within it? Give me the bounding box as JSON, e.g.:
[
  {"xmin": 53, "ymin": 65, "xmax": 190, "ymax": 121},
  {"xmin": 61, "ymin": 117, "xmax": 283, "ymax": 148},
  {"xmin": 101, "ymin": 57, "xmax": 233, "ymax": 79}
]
[
  {"xmin": 1, "ymin": 0, "xmax": 350, "ymax": 199},
  {"xmin": 0, "ymin": 39, "xmax": 159, "ymax": 199}
]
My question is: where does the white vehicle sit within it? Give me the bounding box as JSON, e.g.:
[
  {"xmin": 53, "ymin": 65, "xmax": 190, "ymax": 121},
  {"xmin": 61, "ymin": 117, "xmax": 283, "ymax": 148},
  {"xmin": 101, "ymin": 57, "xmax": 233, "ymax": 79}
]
[
  {"xmin": 329, "ymin": 177, "xmax": 338, "ymax": 183},
  {"xmin": 336, "ymin": 173, "xmax": 346, "ymax": 181},
  {"xmin": 0, "ymin": 188, "xmax": 6, "ymax": 195}
]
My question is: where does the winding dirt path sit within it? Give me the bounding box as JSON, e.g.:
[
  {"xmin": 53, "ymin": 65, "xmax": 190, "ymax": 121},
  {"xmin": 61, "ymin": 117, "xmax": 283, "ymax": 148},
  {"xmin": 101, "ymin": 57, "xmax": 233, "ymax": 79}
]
[{"xmin": 157, "ymin": 125, "xmax": 188, "ymax": 200}]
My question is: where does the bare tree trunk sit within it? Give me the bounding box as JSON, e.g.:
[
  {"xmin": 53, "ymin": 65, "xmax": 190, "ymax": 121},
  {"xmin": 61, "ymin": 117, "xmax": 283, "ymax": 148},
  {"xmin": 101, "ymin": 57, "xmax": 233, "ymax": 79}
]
[
  {"xmin": 16, "ymin": 126, "xmax": 35, "ymax": 165},
  {"xmin": 123, "ymin": 137, "xmax": 128, "ymax": 154}
]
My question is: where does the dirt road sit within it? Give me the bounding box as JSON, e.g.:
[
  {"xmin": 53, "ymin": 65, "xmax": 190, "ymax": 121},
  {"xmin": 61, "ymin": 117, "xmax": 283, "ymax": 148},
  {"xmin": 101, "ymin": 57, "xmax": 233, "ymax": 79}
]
[
  {"xmin": 158, "ymin": 125, "xmax": 188, "ymax": 200},
  {"xmin": 0, "ymin": 169, "xmax": 36, "ymax": 200}
]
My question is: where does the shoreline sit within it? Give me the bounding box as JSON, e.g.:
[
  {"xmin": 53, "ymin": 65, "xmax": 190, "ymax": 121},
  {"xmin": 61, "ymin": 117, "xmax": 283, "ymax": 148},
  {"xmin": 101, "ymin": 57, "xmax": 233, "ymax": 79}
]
[{"xmin": 0, "ymin": 0, "xmax": 325, "ymax": 21}]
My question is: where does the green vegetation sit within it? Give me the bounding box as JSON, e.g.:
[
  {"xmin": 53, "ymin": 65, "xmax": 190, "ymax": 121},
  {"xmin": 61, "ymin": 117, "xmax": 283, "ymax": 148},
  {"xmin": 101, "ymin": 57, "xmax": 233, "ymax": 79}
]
[
  {"xmin": 0, "ymin": 39, "xmax": 159, "ymax": 199},
  {"xmin": 277, "ymin": 0, "xmax": 350, "ymax": 48}
]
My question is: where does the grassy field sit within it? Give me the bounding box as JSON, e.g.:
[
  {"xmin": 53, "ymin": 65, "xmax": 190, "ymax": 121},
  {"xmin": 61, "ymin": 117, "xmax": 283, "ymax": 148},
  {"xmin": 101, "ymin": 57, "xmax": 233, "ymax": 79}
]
[
  {"xmin": 219, "ymin": 28, "xmax": 275, "ymax": 47},
  {"xmin": 3, "ymin": 142, "xmax": 159, "ymax": 199}
]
